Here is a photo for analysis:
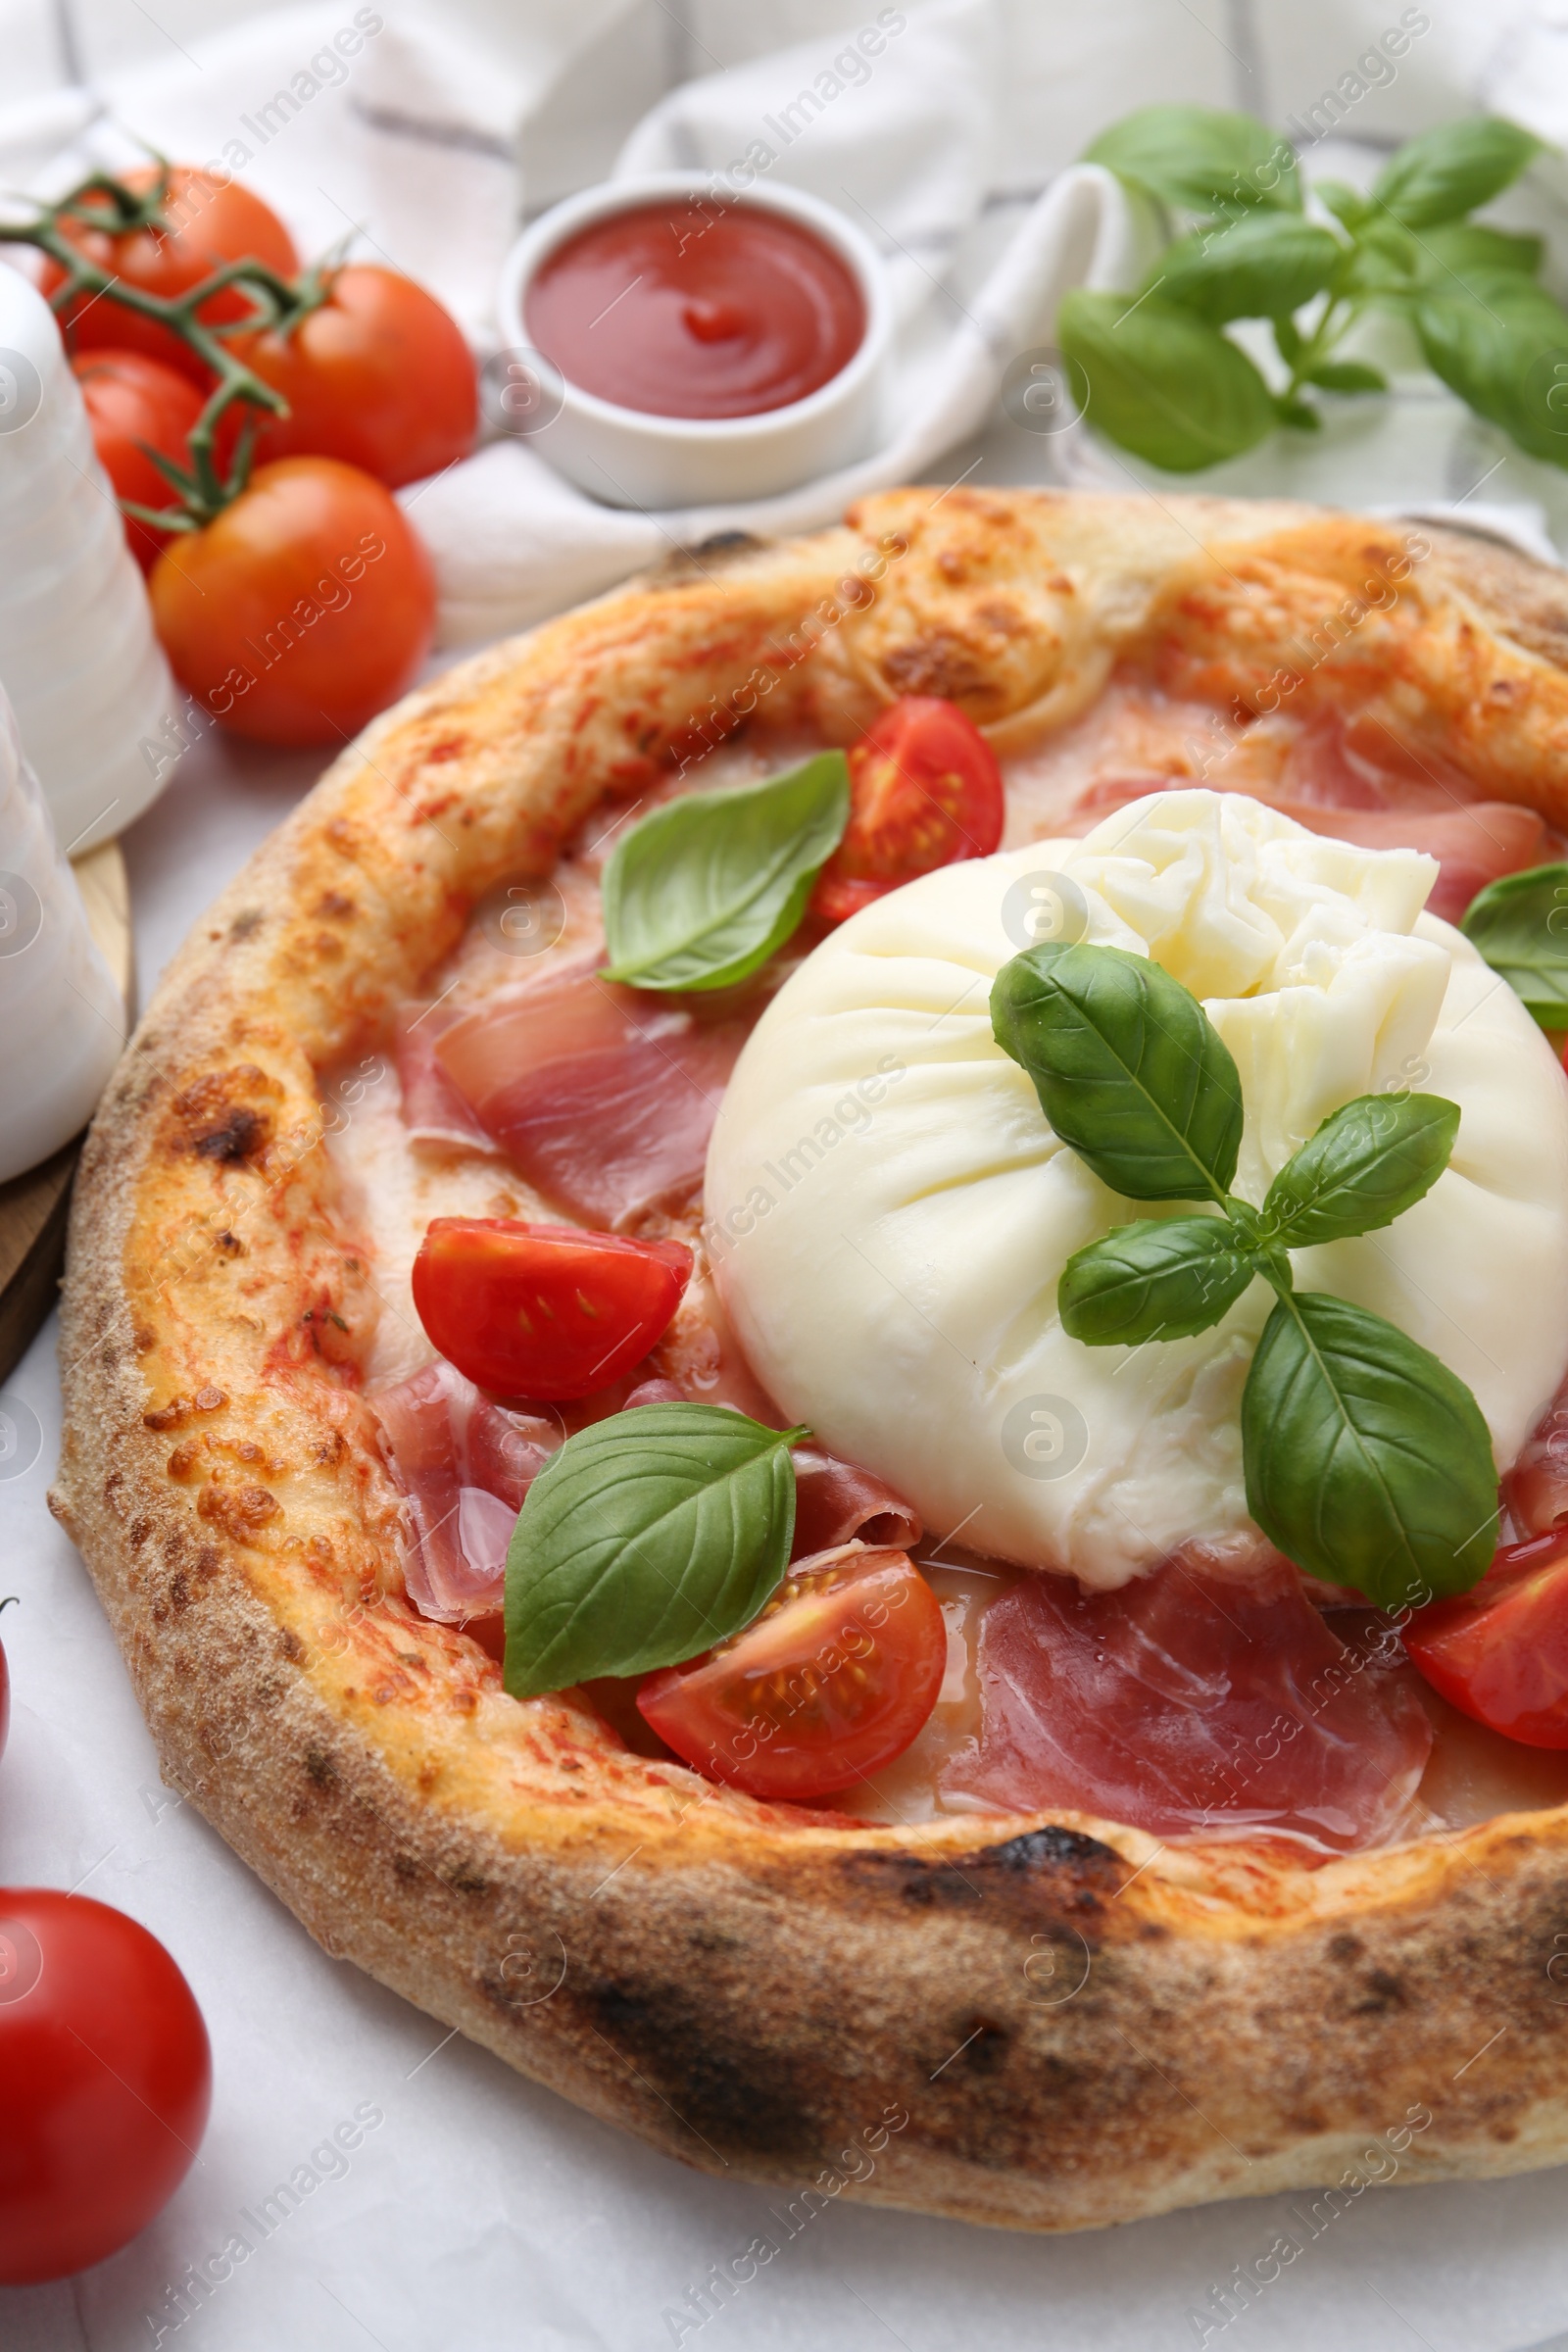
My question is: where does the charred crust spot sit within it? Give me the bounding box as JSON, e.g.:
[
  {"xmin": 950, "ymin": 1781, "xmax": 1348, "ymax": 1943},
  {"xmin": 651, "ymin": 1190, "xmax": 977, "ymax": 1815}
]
[
  {"xmin": 214, "ymin": 1230, "xmax": 243, "ymax": 1255},
  {"xmin": 577, "ymin": 1980, "xmax": 817, "ymax": 2162},
  {"xmin": 129, "ymin": 1517, "xmax": 153, "ymax": 1550},
  {"xmin": 1328, "ymin": 1933, "xmax": 1365, "ymax": 1964},
  {"xmin": 393, "ymin": 1852, "xmax": 421, "ymax": 1883},
  {"xmin": 228, "ymin": 908, "xmax": 264, "ymax": 941},
  {"xmin": 304, "ymin": 1747, "xmax": 337, "ymax": 1787},
  {"xmin": 278, "ymin": 1627, "xmax": 306, "ymax": 1663},
  {"xmin": 448, "ymin": 1869, "xmax": 489, "ymax": 1896},
  {"xmin": 1351, "ymin": 1969, "xmax": 1407, "ymax": 2015},
  {"xmin": 315, "ymin": 891, "xmax": 356, "ymax": 918},
  {"xmin": 973, "ymin": 1827, "xmax": 1119, "ymax": 1873},
  {"xmin": 952, "ymin": 2018, "xmax": 1011, "ymax": 2076},
  {"xmin": 193, "ymin": 1107, "xmax": 266, "ymax": 1163},
  {"xmin": 170, "ymin": 1572, "xmax": 191, "ymax": 1611}
]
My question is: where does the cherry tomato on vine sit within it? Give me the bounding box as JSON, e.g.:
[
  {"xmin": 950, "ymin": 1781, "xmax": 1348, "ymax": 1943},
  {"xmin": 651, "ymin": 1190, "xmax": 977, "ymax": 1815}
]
[
  {"xmin": 810, "ymin": 696, "xmax": 1005, "ymax": 925},
  {"xmin": 637, "ymin": 1544, "xmax": 947, "ymax": 1799},
  {"xmin": 42, "ymin": 166, "xmax": 299, "ymax": 382},
  {"xmin": 149, "ymin": 457, "xmax": 435, "ymax": 746},
  {"xmin": 72, "ymin": 349, "xmax": 204, "ymax": 570},
  {"xmin": 230, "ymin": 265, "xmax": 477, "ymax": 489},
  {"xmin": 0, "ymin": 1889, "xmax": 211, "ymax": 2283},
  {"xmin": 412, "ymin": 1219, "xmax": 693, "ymax": 1399},
  {"xmin": 1405, "ymin": 1533, "xmax": 1568, "ymax": 1747}
]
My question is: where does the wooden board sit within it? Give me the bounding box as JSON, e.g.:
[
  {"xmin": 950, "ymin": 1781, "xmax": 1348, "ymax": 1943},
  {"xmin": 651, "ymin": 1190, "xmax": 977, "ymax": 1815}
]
[{"xmin": 0, "ymin": 841, "xmax": 132, "ymax": 1384}]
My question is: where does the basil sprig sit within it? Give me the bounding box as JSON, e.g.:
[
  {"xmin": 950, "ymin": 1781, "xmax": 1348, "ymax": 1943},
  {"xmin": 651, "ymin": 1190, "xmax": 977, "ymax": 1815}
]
[
  {"xmin": 602, "ymin": 753, "xmax": 849, "ymax": 991},
  {"xmin": 1066, "ymin": 106, "xmax": 1557, "ymax": 474},
  {"xmin": 1460, "ymin": 861, "xmax": 1568, "ymax": 1029},
  {"xmin": 993, "ymin": 941, "xmax": 1497, "ymax": 1607},
  {"xmin": 503, "ymin": 1402, "xmax": 808, "ymax": 1698}
]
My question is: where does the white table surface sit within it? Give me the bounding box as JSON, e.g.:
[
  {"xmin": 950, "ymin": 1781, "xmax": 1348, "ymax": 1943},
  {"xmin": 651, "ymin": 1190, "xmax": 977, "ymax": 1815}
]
[{"xmin": 7, "ymin": 432, "xmax": 1568, "ymax": 2352}]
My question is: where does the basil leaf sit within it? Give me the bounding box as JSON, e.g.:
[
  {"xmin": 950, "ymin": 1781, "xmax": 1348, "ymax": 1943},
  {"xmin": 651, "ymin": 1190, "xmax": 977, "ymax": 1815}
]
[
  {"xmin": 1303, "ymin": 360, "xmax": 1387, "ymax": 394},
  {"xmin": 503, "ymin": 1403, "xmax": 808, "ymax": 1698},
  {"xmin": 1461, "ymin": 861, "xmax": 1568, "ymax": 1026},
  {"xmin": 1058, "ymin": 291, "xmax": 1276, "ymax": 473},
  {"xmin": 1242, "ymin": 1293, "xmax": 1497, "ymax": 1608},
  {"xmin": 1152, "ymin": 216, "xmax": 1341, "ymax": 322},
  {"xmin": 1059, "ymin": 1216, "xmax": 1257, "ymax": 1347},
  {"xmin": 1086, "ymin": 106, "xmax": 1298, "ymax": 214},
  {"xmin": 1261, "ymin": 1094, "xmax": 1459, "ymax": 1248},
  {"xmin": 1315, "ymin": 180, "xmax": 1371, "ymax": 234},
  {"xmin": 1371, "ymin": 117, "xmax": 1542, "ymax": 231},
  {"xmin": 1275, "ymin": 398, "xmax": 1321, "ymax": 432},
  {"xmin": 1414, "ymin": 274, "xmax": 1568, "ymax": 466},
  {"xmin": 991, "ymin": 942, "xmax": 1244, "ymax": 1203},
  {"xmin": 602, "ymin": 753, "xmax": 849, "ymax": 992},
  {"xmin": 1416, "ymin": 220, "xmax": 1544, "ymax": 289}
]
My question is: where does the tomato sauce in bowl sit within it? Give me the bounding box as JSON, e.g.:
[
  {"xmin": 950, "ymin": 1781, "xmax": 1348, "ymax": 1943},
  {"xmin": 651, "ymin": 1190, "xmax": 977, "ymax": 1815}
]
[{"xmin": 523, "ymin": 201, "xmax": 866, "ymax": 420}]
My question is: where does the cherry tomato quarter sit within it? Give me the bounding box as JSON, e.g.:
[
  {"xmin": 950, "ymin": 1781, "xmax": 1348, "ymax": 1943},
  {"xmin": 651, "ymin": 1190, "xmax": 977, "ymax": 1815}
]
[
  {"xmin": 1405, "ymin": 1534, "xmax": 1568, "ymax": 1747},
  {"xmin": 149, "ymin": 457, "xmax": 435, "ymax": 746},
  {"xmin": 72, "ymin": 349, "xmax": 205, "ymax": 570},
  {"xmin": 43, "ymin": 167, "xmax": 299, "ymax": 381},
  {"xmin": 809, "ymin": 696, "xmax": 1005, "ymax": 925},
  {"xmin": 0, "ymin": 1890, "xmax": 211, "ymax": 2283},
  {"xmin": 234, "ymin": 266, "xmax": 477, "ymax": 488},
  {"xmin": 637, "ymin": 1543, "xmax": 946, "ymax": 1800},
  {"xmin": 412, "ymin": 1218, "xmax": 693, "ymax": 1400}
]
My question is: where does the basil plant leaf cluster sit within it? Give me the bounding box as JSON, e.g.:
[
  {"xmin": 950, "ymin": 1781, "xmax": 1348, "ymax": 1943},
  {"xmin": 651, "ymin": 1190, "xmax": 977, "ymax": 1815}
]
[
  {"xmin": 1066, "ymin": 105, "xmax": 1558, "ymax": 475},
  {"xmin": 504, "ymin": 1402, "xmax": 809, "ymax": 1698},
  {"xmin": 993, "ymin": 940, "xmax": 1498, "ymax": 1608},
  {"xmin": 602, "ymin": 752, "xmax": 850, "ymax": 992}
]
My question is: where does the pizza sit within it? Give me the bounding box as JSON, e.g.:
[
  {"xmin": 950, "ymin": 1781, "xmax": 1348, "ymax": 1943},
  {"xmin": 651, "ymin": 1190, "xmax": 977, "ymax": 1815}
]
[{"xmin": 52, "ymin": 486, "xmax": 1568, "ymax": 2234}]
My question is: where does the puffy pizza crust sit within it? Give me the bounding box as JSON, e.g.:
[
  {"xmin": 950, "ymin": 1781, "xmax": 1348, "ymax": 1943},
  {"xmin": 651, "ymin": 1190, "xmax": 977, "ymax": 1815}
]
[{"xmin": 53, "ymin": 489, "xmax": 1568, "ymax": 2231}]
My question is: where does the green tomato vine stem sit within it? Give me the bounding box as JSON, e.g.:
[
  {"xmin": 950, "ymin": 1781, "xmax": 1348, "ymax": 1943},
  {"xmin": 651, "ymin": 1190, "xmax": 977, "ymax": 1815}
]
[{"xmin": 0, "ymin": 163, "xmax": 336, "ymax": 529}]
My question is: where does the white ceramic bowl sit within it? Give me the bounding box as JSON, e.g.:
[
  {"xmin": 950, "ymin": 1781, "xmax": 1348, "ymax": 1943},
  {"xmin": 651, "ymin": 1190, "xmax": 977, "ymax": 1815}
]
[{"xmin": 496, "ymin": 173, "xmax": 892, "ymax": 511}]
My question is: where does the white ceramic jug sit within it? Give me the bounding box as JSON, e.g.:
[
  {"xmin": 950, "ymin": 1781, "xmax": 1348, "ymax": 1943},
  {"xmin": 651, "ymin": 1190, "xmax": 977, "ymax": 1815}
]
[
  {"xmin": 0, "ymin": 263, "xmax": 180, "ymax": 854},
  {"xmin": 0, "ymin": 685, "xmax": 124, "ymax": 1183}
]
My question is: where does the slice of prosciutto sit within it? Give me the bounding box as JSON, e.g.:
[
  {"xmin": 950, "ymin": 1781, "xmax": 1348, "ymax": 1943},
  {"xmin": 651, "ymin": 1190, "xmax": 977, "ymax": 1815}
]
[
  {"xmin": 369, "ymin": 1358, "xmax": 557, "ymax": 1622},
  {"xmin": 942, "ymin": 1552, "xmax": 1433, "ymax": 1853},
  {"xmin": 790, "ymin": 1447, "xmax": 922, "ymax": 1560},
  {"xmin": 394, "ymin": 1004, "xmax": 501, "ymax": 1153},
  {"xmin": 433, "ymin": 958, "xmax": 750, "ymax": 1227}
]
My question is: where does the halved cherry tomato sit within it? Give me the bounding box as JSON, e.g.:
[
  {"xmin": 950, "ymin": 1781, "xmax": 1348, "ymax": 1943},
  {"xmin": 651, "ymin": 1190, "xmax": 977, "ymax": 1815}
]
[
  {"xmin": 42, "ymin": 166, "xmax": 299, "ymax": 382},
  {"xmin": 809, "ymin": 696, "xmax": 1005, "ymax": 924},
  {"xmin": 229, "ymin": 265, "xmax": 477, "ymax": 489},
  {"xmin": 412, "ymin": 1218, "xmax": 692, "ymax": 1399},
  {"xmin": 0, "ymin": 1889, "xmax": 211, "ymax": 2283},
  {"xmin": 149, "ymin": 456, "xmax": 435, "ymax": 746},
  {"xmin": 637, "ymin": 1543, "xmax": 946, "ymax": 1800},
  {"xmin": 72, "ymin": 349, "xmax": 204, "ymax": 570},
  {"xmin": 1405, "ymin": 1533, "xmax": 1568, "ymax": 1747}
]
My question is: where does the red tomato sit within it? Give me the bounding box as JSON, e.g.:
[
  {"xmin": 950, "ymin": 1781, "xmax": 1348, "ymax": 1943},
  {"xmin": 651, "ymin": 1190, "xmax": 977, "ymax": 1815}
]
[
  {"xmin": 232, "ymin": 266, "xmax": 477, "ymax": 489},
  {"xmin": 637, "ymin": 1544, "xmax": 946, "ymax": 1800},
  {"xmin": 412, "ymin": 1218, "xmax": 693, "ymax": 1399},
  {"xmin": 810, "ymin": 696, "xmax": 1005, "ymax": 924},
  {"xmin": 72, "ymin": 349, "xmax": 204, "ymax": 571},
  {"xmin": 149, "ymin": 457, "xmax": 434, "ymax": 746},
  {"xmin": 42, "ymin": 166, "xmax": 299, "ymax": 382},
  {"xmin": 0, "ymin": 1890, "xmax": 211, "ymax": 2283},
  {"xmin": 1405, "ymin": 1533, "xmax": 1568, "ymax": 1746}
]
